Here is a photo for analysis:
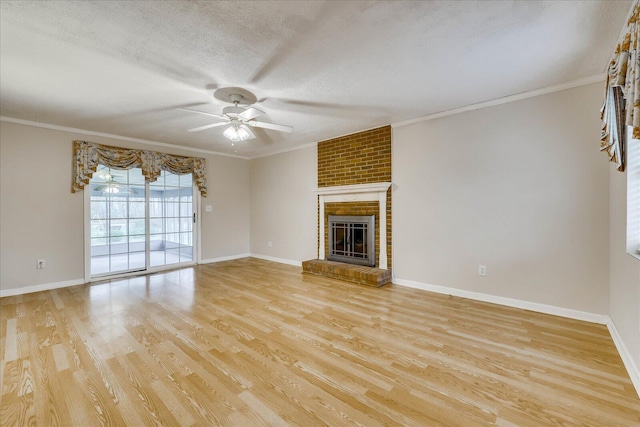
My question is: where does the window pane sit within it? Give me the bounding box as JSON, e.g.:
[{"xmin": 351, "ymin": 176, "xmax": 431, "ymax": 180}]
[
  {"xmin": 150, "ymin": 234, "xmax": 164, "ymax": 254},
  {"xmin": 91, "ymin": 256, "xmax": 110, "ymax": 275},
  {"xmin": 91, "ymin": 201, "xmax": 107, "ymax": 219},
  {"xmin": 128, "ymin": 168, "xmax": 145, "ymax": 185},
  {"xmin": 109, "ymin": 200, "xmax": 128, "ymax": 218},
  {"xmin": 180, "ymin": 218, "xmax": 192, "ymax": 233},
  {"xmin": 109, "ymin": 222, "xmax": 127, "ymax": 237},
  {"xmin": 180, "ymin": 174, "xmax": 192, "ymax": 185},
  {"xmin": 129, "ymin": 252, "xmax": 145, "ymax": 270},
  {"xmin": 109, "ymin": 254, "xmax": 128, "ymax": 271},
  {"xmin": 165, "ymin": 173, "xmax": 180, "ymax": 187},
  {"xmin": 179, "ymin": 232, "xmax": 191, "ymax": 246},
  {"xmin": 129, "ymin": 235, "xmax": 145, "ymax": 252},
  {"xmin": 91, "ymin": 220, "xmax": 107, "ymax": 238},
  {"xmin": 180, "ymin": 187, "xmax": 192, "ymax": 200},
  {"xmin": 164, "ymin": 190, "xmax": 180, "ymax": 203},
  {"xmin": 180, "ymin": 203, "xmax": 192, "ymax": 217},
  {"xmin": 165, "ymin": 218, "xmax": 179, "ymax": 233},
  {"xmin": 165, "ymin": 203, "xmax": 179, "ymax": 217},
  {"xmin": 128, "ymin": 219, "xmax": 145, "ymax": 236},
  {"xmin": 165, "ymin": 234, "xmax": 179, "ymax": 248},
  {"xmin": 110, "ymin": 240, "xmax": 127, "ymax": 254},
  {"xmin": 150, "ymin": 219, "xmax": 164, "ymax": 234},
  {"xmin": 91, "ymin": 238, "xmax": 108, "ymax": 256},
  {"xmin": 129, "ymin": 202, "xmax": 145, "ymax": 218},
  {"xmin": 180, "ymin": 247, "xmax": 192, "ymax": 263},
  {"xmin": 128, "ymin": 188, "xmax": 145, "ymax": 201},
  {"xmin": 149, "ymin": 198, "xmax": 163, "ymax": 217},
  {"xmin": 150, "ymin": 250, "xmax": 165, "ymax": 267},
  {"xmin": 165, "ymin": 249, "xmax": 179, "ymax": 265}
]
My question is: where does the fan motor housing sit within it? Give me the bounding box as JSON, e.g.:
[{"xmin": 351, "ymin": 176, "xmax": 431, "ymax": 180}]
[
  {"xmin": 214, "ymin": 87, "xmax": 257, "ymax": 105},
  {"xmin": 223, "ymin": 106, "xmax": 245, "ymax": 117}
]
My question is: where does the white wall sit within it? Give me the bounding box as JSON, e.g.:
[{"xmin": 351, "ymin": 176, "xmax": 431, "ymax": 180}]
[
  {"xmin": 609, "ymin": 163, "xmax": 640, "ymax": 381},
  {"xmin": 0, "ymin": 121, "xmax": 250, "ymax": 293},
  {"xmin": 250, "ymin": 146, "xmax": 317, "ymax": 264},
  {"xmin": 392, "ymin": 83, "xmax": 610, "ymax": 315}
]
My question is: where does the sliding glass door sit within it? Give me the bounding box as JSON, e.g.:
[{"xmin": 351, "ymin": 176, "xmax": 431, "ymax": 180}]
[
  {"xmin": 149, "ymin": 170, "xmax": 194, "ymax": 267},
  {"xmin": 88, "ymin": 166, "xmax": 196, "ymax": 278}
]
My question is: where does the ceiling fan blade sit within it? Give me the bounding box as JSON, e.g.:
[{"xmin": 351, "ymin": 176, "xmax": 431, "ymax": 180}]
[
  {"xmin": 188, "ymin": 122, "xmax": 229, "ymax": 132},
  {"xmin": 178, "ymin": 108, "xmax": 226, "ymax": 120},
  {"xmin": 239, "ymin": 107, "xmax": 264, "ymax": 121},
  {"xmin": 243, "ymin": 125, "xmax": 256, "ymax": 140},
  {"xmin": 248, "ymin": 120, "xmax": 293, "ymax": 133}
]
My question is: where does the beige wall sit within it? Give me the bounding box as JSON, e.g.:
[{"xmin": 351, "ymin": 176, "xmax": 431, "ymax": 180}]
[
  {"xmin": 1, "ymin": 123, "xmax": 84, "ymax": 289},
  {"xmin": 201, "ymin": 153, "xmax": 250, "ymax": 260},
  {"xmin": 0, "ymin": 122, "xmax": 250, "ymax": 292},
  {"xmin": 609, "ymin": 164, "xmax": 640, "ymax": 373},
  {"xmin": 392, "ymin": 83, "xmax": 610, "ymax": 314},
  {"xmin": 250, "ymin": 146, "xmax": 317, "ymax": 263}
]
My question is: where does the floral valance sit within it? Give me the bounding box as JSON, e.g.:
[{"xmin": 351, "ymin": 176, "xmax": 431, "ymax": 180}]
[
  {"xmin": 601, "ymin": 1, "xmax": 640, "ymax": 172},
  {"xmin": 71, "ymin": 141, "xmax": 207, "ymax": 196}
]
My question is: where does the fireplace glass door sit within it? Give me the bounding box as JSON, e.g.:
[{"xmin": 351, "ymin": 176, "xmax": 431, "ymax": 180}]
[{"xmin": 328, "ymin": 215, "xmax": 375, "ymax": 266}]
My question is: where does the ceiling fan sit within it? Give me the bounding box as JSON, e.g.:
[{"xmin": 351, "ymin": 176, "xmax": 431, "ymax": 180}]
[
  {"xmin": 179, "ymin": 87, "xmax": 293, "ymax": 143},
  {"xmin": 92, "ymin": 174, "xmax": 139, "ymax": 195}
]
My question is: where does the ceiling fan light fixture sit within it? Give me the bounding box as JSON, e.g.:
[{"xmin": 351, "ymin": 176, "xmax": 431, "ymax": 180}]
[
  {"xmin": 223, "ymin": 123, "xmax": 252, "ymax": 142},
  {"xmin": 93, "ymin": 176, "xmax": 127, "ymax": 194},
  {"xmin": 104, "ymin": 185, "xmax": 120, "ymax": 194},
  {"xmin": 181, "ymin": 87, "xmax": 291, "ymax": 146}
]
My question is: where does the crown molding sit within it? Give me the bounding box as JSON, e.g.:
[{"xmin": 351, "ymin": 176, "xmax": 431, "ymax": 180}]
[
  {"xmin": 249, "ymin": 141, "xmax": 318, "ymax": 159},
  {"xmin": 392, "ymin": 74, "xmax": 606, "ymax": 129},
  {"xmin": 0, "ymin": 116, "xmax": 250, "ymax": 159}
]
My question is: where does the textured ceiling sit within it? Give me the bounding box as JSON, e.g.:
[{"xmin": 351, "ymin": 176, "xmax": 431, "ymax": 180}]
[{"xmin": 0, "ymin": 1, "xmax": 633, "ymax": 158}]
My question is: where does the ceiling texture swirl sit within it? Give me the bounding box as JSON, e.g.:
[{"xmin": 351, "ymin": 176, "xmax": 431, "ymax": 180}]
[{"xmin": 0, "ymin": 0, "xmax": 633, "ymax": 158}]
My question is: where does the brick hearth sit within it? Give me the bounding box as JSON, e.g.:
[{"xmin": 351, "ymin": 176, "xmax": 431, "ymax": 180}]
[{"xmin": 302, "ymin": 259, "xmax": 391, "ymax": 287}]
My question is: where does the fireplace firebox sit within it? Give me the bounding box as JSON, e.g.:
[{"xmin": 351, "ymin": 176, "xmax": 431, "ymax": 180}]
[{"xmin": 328, "ymin": 215, "xmax": 375, "ymax": 267}]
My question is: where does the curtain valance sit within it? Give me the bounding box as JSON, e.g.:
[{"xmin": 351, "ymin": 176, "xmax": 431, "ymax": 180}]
[
  {"xmin": 71, "ymin": 140, "xmax": 207, "ymax": 196},
  {"xmin": 601, "ymin": 2, "xmax": 640, "ymax": 172}
]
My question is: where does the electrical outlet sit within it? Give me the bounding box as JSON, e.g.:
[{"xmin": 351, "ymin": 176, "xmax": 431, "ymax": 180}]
[
  {"xmin": 37, "ymin": 259, "xmax": 45, "ymax": 269},
  {"xmin": 478, "ymin": 265, "xmax": 486, "ymax": 276},
  {"xmin": 267, "ymin": 241, "xmax": 273, "ymax": 247}
]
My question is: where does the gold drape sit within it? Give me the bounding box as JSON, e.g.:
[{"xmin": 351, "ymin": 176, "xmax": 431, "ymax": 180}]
[
  {"xmin": 601, "ymin": 2, "xmax": 640, "ymax": 172},
  {"xmin": 71, "ymin": 141, "xmax": 207, "ymax": 196}
]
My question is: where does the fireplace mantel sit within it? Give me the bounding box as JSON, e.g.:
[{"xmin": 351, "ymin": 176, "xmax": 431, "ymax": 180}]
[
  {"xmin": 314, "ymin": 182, "xmax": 392, "ymax": 197},
  {"xmin": 314, "ymin": 182, "xmax": 391, "ymax": 269}
]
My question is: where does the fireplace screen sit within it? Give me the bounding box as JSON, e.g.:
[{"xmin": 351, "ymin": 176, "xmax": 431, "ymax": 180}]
[{"xmin": 328, "ymin": 215, "xmax": 375, "ymax": 267}]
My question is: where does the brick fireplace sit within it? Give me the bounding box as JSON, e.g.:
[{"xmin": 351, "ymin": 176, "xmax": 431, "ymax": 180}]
[{"xmin": 302, "ymin": 126, "xmax": 392, "ymax": 286}]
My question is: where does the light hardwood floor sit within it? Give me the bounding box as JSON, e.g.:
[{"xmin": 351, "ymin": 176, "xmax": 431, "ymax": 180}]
[{"xmin": 1, "ymin": 258, "xmax": 639, "ymax": 426}]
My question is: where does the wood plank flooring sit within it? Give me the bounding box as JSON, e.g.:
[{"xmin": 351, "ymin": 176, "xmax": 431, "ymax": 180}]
[{"xmin": 1, "ymin": 257, "xmax": 639, "ymax": 426}]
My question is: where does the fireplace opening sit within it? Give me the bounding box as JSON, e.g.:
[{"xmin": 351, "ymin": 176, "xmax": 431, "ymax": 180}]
[{"xmin": 328, "ymin": 215, "xmax": 375, "ymax": 267}]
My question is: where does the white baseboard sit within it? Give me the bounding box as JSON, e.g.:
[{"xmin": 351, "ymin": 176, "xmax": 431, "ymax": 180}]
[
  {"xmin": 249, "ymin": 253, "xmax": 302, "ymax": 267},
  {"xmin": 200, "ymin": 253, "xmax": 251, "ymax": 264},
  {"xmin": 392, "ymin": 277, "xmax": 609, "ymax": 324},
  {"xmin": 0, "ymin": 278, "xmax": 86, "ymax": 298},
  {"xmin": 1, "ymin": 255, "xmax": 290, "ymax": 298},
  {"xmin": 607, "ymin": 318, "xmax": 640, "ymax": 398}
]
